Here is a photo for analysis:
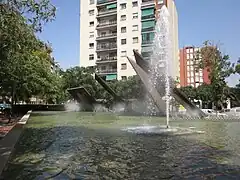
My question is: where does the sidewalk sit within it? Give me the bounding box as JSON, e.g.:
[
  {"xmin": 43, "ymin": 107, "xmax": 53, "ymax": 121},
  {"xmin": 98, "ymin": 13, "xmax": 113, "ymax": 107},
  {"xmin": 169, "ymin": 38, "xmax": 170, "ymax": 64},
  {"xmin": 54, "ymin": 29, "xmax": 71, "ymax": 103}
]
[
  {"xmin": 0, "ymin": 111, "xmax": 32, "ymax": 176},
  {"xmin": 0, "ymin": 124, "xmax": 23, "ymax": 175}
]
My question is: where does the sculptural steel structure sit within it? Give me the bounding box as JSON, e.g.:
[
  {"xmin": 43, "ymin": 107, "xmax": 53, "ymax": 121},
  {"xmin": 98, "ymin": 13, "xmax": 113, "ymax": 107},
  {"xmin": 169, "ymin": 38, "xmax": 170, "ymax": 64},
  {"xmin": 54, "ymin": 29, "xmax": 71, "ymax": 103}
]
[
  {"xmin": 130, "ymin": 50, "xmax": 206, "ymax": 118},
  {"xmin": 67, "ymin": 87, "xmax": 96, "ymax": 111},
  {"xmin": 95, "ymin": 74, "xmax": 124, "ymax": 102}
]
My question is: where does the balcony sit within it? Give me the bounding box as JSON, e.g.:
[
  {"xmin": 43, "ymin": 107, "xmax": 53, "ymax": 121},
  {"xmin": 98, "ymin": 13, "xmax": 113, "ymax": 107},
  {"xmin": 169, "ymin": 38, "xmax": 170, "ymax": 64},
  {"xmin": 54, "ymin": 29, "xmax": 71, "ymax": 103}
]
[
  {"xmin": 96, "ymin": 21, "xmax": 117, "ymax": 29},
  {"xmin": 141, "ymin": 46, "xmax": 152, "ymax": 52},
  {"xmin": 97, "ymin": 69, "xmax": 117, "ymax": 74},
  {"xmin": 97, "ymin": 0, "xmax": 117, "ymax": 6},
  {"xmin": 97, "ymin": 4, "xmax": 117, "ymax": 17},
  {"xmin": 96, "ymin": 33, "xmax": 117, "ymax": 41},
  {"xmin": 141, "ymin": 26, "xmax": 155, "ymax": 32},
  {"xmin": 142, "ymin": 40, "xmax": 153, "ymax": 46},
  {"xmin": 141, "ymin": 0, "xmax": 154, "ymax": 9},
  {"xmin": 142, "ymin": 0, "xmax": 164, "ymax": 9},
  {"xmin": 96, "ymin": 43, "xmax": 117, "ymax": 52},
  {"xmin": 96, "ymin": 57, "xmax": 117, "ymax": 64},
  {"xmin": 141, "ymin": 14, "xmax": 155, "ymax": 21}
]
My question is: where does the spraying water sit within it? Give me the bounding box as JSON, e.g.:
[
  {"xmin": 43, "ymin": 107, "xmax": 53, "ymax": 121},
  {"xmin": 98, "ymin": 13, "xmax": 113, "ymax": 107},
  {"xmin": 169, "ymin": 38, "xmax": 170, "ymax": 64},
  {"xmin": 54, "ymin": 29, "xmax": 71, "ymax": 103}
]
[
  {"xmin": 65, "ymin": 101, "xmax": 80, "ymax": 112},
  {"xmin": 147, "ymin": 5, "xmax": 172, "ymax": 128}
]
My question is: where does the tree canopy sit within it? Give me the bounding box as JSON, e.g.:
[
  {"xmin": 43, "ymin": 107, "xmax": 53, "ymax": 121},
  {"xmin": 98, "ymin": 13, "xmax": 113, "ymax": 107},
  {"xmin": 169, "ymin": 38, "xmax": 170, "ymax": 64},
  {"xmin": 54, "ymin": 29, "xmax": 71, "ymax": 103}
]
[
  {"xmin": 196, "ymin": 41, "xmax": 234, "ymax": 109},
  {"xmin": 0, "ymin": 0, "xmax": 59, "ymax": 104}
]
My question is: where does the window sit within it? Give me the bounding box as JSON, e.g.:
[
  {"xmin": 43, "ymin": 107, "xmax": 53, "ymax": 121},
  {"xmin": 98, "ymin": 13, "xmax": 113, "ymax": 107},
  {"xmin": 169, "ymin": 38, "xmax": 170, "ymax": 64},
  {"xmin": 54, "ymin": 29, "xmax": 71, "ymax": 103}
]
[
  {"xmin": 121, "ymin": 76, "xmax": 127, "ymax": 80},
  {"xmin": 100, "ymin": 32, "xmax": 106, "ymax": 36},
  {"xmin": 121, "ymin": 51, "xmax": 127, "ymax": 57},
  {"xmin": 186, "ymin": 49, "xmax": 190, "ymax": 53},
  {"xmin": 133, "ymin": 37, "xmax": 138, "ymax": 43},
  {"xmin": 121, "ymin": 63, "xmax": 127, "ymax": 70},
  {"xmin": 121, "ymin": 27, "xmax": 126, "ymax": 33},
  {"xmin": 142, "ymin": 20, "xmax": 155, "ymax": 29},
  {"xmin": 89, "ymin": 43, "xmax": 94, "ymax": 49},
  {"xmin": 120, "ymin": 3, "xmax": 126, "ymax": 9},
  {"xmin": 89, "ymin": 0, "xmax": 94, "ymax": 5},
  {"xmin": 101, "ymin": 66, "xmax": 106, "ymax": 70},
  {"xmin": 132, "ymin": 13, "xmax": 138, "ymax": 19},
  {"xmin": 89, "ymin": 54, "xmax": 94, "ymax": 60},
  {"xmin": 142, "ymin": 8, "xmax": 154, "ymax": 19},
  {"xmin": 190, "ymin": 54, "xmax": 194, "ymax": 59},
  {"xmin": 187, "ymin": 54, "xmax": 189, "ymax": 59},
  {"xmin": 121, "ymin": 15, "xmax": 126, "ymax": 21},
  {"xmin": 89, "ymin": 31, "xmax": 94, "ymax": 38},
  {"xmin": 142, "ymin": 32, "xmax": 154, "ymax": 42},
  {"xmin": 89, "ymin": 10, "xmax": 94, "ymax": 16},
  {"xmin": 190, "ymin": 49, "xmax": 194, "ymax": 53},
  {"xmin": 132, "ymin": 25, "xmax": 138, "ymax": 31},
  {"xmin": 121, "ymin": 39, "xmax": 126, "ymax": 45},
  {"xmin": 132, "ymin": 1, "xmax": 138, "ymax": 7},
  {"xmin": 89, "ymin": 21, "xmax": 94, "ymax": 27}
]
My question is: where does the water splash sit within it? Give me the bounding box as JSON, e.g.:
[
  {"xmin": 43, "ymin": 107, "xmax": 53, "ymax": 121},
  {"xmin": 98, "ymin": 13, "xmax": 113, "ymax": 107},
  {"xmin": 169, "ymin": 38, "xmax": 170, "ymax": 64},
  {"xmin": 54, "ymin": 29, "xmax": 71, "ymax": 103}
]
[
  {"xmin": 65, "ymin": 102, "xmax": 80, "ymax": 112},
  {"xmin": 93, "ymin": 104, "xmax": 109, "ymax": 112},
  {"xmin": 147, "ymin": 5, "xmax": 172, "ymax": 127}
]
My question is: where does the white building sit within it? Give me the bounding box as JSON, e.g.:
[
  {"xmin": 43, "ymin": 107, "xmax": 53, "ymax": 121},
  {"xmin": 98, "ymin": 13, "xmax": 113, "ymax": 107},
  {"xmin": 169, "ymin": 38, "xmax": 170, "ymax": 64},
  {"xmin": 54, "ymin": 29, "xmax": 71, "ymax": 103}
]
[{"xmin": 80, "ymin": 0, "xmax": 179, "ymax": 81}]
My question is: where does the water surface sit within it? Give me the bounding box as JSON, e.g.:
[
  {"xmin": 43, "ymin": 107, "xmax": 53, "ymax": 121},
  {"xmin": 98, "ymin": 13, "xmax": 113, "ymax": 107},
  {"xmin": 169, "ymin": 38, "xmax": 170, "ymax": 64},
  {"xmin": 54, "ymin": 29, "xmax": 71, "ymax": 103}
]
[{"xmin": 2, "ymin": 111, "xmax": 240, "ymax": 179}]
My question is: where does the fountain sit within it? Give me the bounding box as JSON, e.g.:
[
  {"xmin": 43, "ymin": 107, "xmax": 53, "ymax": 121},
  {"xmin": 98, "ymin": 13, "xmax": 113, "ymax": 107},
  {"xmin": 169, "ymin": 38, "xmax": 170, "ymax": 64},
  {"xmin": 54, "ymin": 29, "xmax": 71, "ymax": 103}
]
[
  {"xmin": 124, "ymin": 5, "xmax": 206, "ymax": 135},
  {"xmin": 148, "ymin": 5, "xmax": 172, "ymax": 128}
]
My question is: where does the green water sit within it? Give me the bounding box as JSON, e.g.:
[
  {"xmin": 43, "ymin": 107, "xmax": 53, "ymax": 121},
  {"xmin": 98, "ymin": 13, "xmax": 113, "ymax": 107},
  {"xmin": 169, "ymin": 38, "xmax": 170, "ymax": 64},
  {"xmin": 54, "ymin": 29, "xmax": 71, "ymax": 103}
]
[{"xmin": 2, "ymin": 111, "xmax": 240, "ymax": 179}]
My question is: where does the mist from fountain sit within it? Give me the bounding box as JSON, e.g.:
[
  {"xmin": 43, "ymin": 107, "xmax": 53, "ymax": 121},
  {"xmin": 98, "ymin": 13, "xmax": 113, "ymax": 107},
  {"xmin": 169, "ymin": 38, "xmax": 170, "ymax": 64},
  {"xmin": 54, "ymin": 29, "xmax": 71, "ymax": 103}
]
[
  {"xmin": 146, "ymin": 5, "xmax": 172, "ymax": 127},
  {"xmin": 65, "ymin": 101, "xmax": 81, "ymax": 112}
]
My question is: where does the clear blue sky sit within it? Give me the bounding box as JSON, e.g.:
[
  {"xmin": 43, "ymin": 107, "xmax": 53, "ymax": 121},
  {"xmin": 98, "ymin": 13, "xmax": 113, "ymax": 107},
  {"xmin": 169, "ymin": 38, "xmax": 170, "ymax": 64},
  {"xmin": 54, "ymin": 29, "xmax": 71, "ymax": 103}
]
[{"xmin": 38, "ymin": 0, "xmax": 240, "ymax": 86}]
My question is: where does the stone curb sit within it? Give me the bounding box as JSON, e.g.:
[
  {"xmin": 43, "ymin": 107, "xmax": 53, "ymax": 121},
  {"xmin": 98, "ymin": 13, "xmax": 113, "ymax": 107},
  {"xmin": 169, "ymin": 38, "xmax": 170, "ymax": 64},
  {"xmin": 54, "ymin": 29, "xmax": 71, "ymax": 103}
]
[
  {"xmin": 0, "ymin": 110, "xmax": 32, "ymax": 176},
  {"xmin": 17, "ymin": 110, "xmax": 32, "ymax": 125}
]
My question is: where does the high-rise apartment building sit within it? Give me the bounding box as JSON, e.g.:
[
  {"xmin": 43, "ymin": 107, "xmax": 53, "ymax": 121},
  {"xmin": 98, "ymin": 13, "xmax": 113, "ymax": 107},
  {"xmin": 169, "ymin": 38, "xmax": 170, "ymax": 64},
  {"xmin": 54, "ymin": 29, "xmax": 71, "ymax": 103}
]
[
  {"xmin": 179, "ymin": 46, "xmax": 210, "ymax": 88},
  {"xmin": 80, "ymin": 0, "xmax": 179, "ymax": 81}
]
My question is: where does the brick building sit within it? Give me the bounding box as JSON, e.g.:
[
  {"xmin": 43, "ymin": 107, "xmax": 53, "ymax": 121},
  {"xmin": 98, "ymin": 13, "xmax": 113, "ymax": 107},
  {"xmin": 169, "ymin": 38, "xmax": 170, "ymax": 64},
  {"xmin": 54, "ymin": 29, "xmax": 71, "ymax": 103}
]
[{"xmin": 179, "ymin": 46, "xmax": 210, "ymax": 88}]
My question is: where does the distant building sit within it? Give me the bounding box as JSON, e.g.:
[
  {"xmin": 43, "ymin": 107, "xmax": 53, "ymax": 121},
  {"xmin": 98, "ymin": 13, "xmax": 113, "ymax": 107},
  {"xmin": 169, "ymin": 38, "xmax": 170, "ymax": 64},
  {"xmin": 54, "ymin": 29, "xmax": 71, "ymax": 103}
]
[
  {"xmin": 179, "ymin": 46, "xmax": 210, "ymax": 88},
  {"xmin": 80, "ymin": 0, "xmax": 179, "ymax": 81}
]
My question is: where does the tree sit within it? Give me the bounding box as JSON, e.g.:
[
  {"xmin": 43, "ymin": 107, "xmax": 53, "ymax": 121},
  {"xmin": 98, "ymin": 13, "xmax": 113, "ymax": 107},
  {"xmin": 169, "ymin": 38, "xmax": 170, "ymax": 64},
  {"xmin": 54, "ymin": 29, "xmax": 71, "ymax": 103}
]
[
  {"xmin": 179, "ymin": 86, "xmax": 196, "ymax": 101},
  {"xmin": 196, "ymin": 83, "xmax": 213, "ymax": 108},
  {"xmin": 0, "ymin": 0, "xmax": 59, "ymax": 105},
  {"xmin": 197, "ymin": 41, "xmax": 234, "ymax": 110},
  {"xmin": 1, "ymin": 0, "xmax": 56, "ymax": 32},
  {"xmin": 234, "ymin": 57, "xmax": 240, "ymax": 88}
]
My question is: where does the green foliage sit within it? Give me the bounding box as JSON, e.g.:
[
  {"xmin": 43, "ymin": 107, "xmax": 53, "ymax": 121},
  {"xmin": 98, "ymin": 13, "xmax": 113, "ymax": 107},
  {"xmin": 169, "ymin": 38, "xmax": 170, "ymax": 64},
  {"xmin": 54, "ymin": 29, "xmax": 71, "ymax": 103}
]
[
  {"xmin": 234, "ymin": 58, "xmax": 240, "ymax": 88},
  {"xmin": 59, "ymin": 66, "xmax": 146, "ymax": 102},
  {"xmin": 178, "ymin": 86, "xmax": 196, "ymax": 101},
  {"xmin": 1, "ymin": 0, "xmax": 56, "ymax": 32},
  {"xmin": 0, "ymin": 0, "xmax": 59, "ymax": 104},
  {"xmin": 198, "ymin": 41, "xmax": 234, "ymax": 109}
]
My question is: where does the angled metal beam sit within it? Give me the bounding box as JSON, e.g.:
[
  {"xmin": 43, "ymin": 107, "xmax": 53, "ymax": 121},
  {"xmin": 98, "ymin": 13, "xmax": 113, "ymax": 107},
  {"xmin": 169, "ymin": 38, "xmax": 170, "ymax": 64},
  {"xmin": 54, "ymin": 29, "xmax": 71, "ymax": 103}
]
[
  {"xmin": 67, "ymin": 87, "xmax": 96, "ymax": 111},
  {"xmin": 95, "ymin": 73, "xmax": 124, "ymax": 102},
  {"xmin": 127, "ymin": 57, "xmax": 166, "ymax": 115},
  {"xmin": 132, "ymin": 50, "xmax": 206, "ymax": 117}
]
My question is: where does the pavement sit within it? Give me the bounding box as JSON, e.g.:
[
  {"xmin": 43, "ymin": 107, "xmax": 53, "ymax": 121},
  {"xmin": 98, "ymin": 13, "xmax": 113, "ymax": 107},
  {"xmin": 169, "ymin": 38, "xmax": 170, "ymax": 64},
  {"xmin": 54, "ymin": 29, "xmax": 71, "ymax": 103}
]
[
  {"xmin": 0, "ymin": 124, "xmax": 23, "ymax": 176},
  {"xmin": 0, "ymin": 111, "xmax": 32, "ymax": 176}
]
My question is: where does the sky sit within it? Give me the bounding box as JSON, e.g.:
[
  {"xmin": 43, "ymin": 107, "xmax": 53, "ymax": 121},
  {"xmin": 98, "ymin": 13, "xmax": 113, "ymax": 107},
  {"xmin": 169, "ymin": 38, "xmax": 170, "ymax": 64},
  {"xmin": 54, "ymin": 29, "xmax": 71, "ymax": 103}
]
[{"xmin": 38, "ymin": 0, "xmax": 240, "ymax": 87}]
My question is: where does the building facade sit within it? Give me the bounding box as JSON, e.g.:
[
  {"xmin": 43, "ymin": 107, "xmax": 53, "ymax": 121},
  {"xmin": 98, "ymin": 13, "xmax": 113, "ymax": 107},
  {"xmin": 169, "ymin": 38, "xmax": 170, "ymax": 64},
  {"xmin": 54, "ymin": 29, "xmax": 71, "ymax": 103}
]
[
  {"xmin": 80, "ymin": 0, "xmax": 179, "ymax": 81},
  {"xmin": 179, "ymin": 46, "xmax": 210, "ymax": 88}
]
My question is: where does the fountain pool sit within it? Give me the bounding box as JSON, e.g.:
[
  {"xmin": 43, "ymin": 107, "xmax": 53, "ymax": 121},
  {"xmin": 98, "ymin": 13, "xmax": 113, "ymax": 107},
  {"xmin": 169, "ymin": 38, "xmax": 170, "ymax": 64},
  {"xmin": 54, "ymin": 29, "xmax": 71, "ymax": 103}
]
[{"xmin": 1, "ymin": 111, "xmax": 240, "ymax": 179}]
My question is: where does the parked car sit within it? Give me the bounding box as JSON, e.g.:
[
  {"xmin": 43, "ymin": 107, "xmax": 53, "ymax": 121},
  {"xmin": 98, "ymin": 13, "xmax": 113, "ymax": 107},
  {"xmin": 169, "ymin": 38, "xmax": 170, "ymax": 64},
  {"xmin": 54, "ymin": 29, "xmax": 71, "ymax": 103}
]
[
  {"xmin": 0, "ymin": 103, "xmax": 12, "ymax": 115},
  {"xmin": 224, "ymin": 107, "xmax": 240, "ymax": 117}
]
